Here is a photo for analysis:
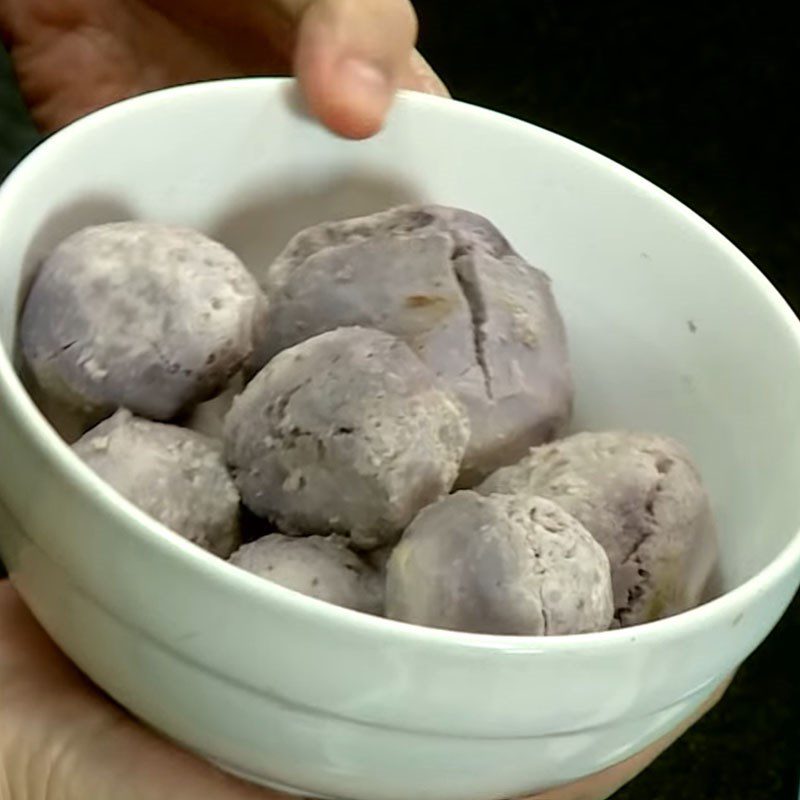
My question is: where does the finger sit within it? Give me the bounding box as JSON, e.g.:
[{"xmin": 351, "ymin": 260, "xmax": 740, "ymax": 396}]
[
  {"xmin": 523, "ymin": 674, "xmax": 735, "ymax": 800},
  {"xmin": 294, "ymin": 0, "xmax": 418, "ymax": 139},
  {"xmin": 399, "ymin": 49, "xmax": 450, "ymax": 97}
]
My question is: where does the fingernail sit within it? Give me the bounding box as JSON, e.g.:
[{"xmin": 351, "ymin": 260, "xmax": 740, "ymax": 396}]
[{"xmin": 335, "ymin": 57, "xmax": 392, "ymax": 113}]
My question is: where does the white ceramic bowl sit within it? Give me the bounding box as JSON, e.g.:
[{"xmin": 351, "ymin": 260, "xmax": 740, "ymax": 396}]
[{"xmin": 0, "ymin": 79, "xmax": 798, "ymax": 800}]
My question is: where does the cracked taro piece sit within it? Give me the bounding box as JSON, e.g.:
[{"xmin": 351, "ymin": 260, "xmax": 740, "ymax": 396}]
[
  {"xmin": 229, "ymin": 534, "xmax": 384, "ymax": 614},
  {"xmin": 224, "ymin": 326, "xmax": 470, "ymax": 550},
  {"xmin": 254, "ymin": 205, "xmax": 573, "ymax": 484},
  {"xmin": 20, "ymin": 222, "xmax": 269, "ymax": 422},
  {"xmin": 478, "ymin": 431, "xmax": 718, "ymax": 626},
  {"xmin": 386, "ymin": 491, "xmax": 613, "ymax": 635},
  {"xmin": 73, "ymin": 409, "xmax": 240, "ymax": 557}
]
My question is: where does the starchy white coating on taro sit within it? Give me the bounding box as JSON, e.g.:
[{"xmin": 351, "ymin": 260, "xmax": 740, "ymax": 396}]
[
  {"xmin": 20, "ymin": 222, "xmax": 269, "ymax": 422},
  {"xmin": 478, "ymin": 431, "xmax": 718, "ymax": 626},
  {"xmin": 73, "ymin": 410, "xmax": 240, "ymax": 557},
  {"xmin": 385, "ymin": 491, "xmax": 613, "ymax": 635},
  {"xmin": 229, "ymin": 534, "xmax": 384, "ymax": 614},
  {"xmin": 254, "ymin": 205, "xmax": 573, "ymax": 484},
  {"xmin": 224, "ymin": 326, "xmax": 470, "ymax": 550}
]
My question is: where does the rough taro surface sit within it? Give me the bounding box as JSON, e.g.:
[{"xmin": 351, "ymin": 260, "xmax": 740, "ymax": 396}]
[
  {"xmin": 478, "ymin": 431, "xmax": 718, "ymax": 626},
  {"xmin": 254, "ymin": 205, "xmax": 573, "ymax": 484},
  {"xmin": 386, "ymin": 491, "xmax": 613, "ymax": 635},
  {"xmin": 73, "ymin": 409, "xmax": 240, "ymax": 557},
  {"xmin": 224, "ymin": 326, "xmax": 470, "ymax": 550},
  {"xmin": 229, "ymin": 533, "xmax": 384, "ymax": 614},
  {"xmin": 20, "ymin": 222, "xmax": 269, "ymax": 422}
]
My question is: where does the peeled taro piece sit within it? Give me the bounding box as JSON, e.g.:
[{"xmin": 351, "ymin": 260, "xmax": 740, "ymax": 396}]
[
  {"xmin": 386, "ymin": 491, "xmax": 613, "ymax": 635},
  {"xmin": 224, "ymin": 326, "xmax": 470, "ymax": 550},
  {"xmin": 478, "ymin": 431, "xmax": 719, "ymax": 626},
  {"xmin": 229, "ymin": 534, "xmax": 383, "ymax": 614},
  {"xmin": 73, "ymin": 409, "xmax": 240, "ymax": 557},
  {"xmin": 20, "ymin": 222, "xmax": 269, "ymax": 422},
  {"xmin": 254, "ymin": 205, "xmax": 573, "ymax": 484}
]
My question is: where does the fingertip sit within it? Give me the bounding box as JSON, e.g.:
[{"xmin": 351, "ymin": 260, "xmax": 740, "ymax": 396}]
[
  {"xmin": 294, "ymin": 0, "xmax": 416, "ymax": 139},
  {"xmin": 299, "ymin": 54, "xmax": 392, "ymax": 139}
]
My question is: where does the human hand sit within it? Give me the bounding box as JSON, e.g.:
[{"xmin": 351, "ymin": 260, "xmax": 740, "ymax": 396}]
[
  {"xmin": 0, "ymin": 580, "xmax": 283, "ymax": 799},
  {"xmin": 0, "ymin": 580, "xmax": 729, "ymax": 800},
  {"xmin": 0, "ymin": 0, "xmax": 448, "ymax": 138}
]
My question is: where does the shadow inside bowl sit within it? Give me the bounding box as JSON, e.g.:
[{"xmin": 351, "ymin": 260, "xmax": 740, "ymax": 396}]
[{"xmin": 207, "ymin": 171, "xmax": 424, "ymax": 281}]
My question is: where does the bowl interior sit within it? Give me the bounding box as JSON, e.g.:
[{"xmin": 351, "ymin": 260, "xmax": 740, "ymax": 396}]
[{"xmin": 1, "ymin": 79, "xmax": 799, "ymax": 598}]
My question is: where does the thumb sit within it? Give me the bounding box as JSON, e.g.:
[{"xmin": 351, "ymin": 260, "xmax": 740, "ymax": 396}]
[{"xmin": 293, "ymin": 0, "xmax": 418, "ymax": 139}]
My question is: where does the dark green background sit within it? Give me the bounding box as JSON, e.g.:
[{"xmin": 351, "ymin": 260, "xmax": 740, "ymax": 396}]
[{"xmin": 1, "ymin": 2, "xmax": 798, "ymax": 797}]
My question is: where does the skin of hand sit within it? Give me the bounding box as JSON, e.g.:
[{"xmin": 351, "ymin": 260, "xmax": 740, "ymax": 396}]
[
  {"xmin": 0, "ymin": 580, "xmax": 730, "ymax": 800},
  {"xmin": 0, "ymin": 0, "xmax": 449, "ymax": 137},
  {"xmin": 0, "ymin": 3, "xmax": 729, "ymax": 795}
]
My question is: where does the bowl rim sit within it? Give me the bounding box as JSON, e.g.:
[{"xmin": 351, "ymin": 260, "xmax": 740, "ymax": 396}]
[{"xmin": 1, "ymin": 77, "xmax": 799, "ymax": 653}]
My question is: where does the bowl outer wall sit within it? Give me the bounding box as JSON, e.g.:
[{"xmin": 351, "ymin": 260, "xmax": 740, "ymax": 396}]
[{"xmin": 0, "ymin": 79, "xmax": 798, "ymax": 743}]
